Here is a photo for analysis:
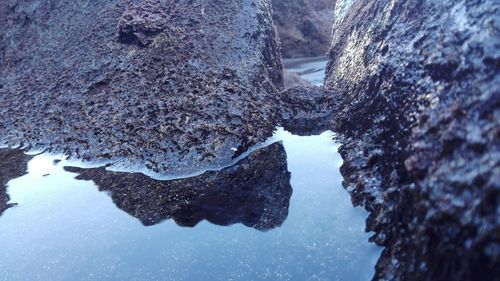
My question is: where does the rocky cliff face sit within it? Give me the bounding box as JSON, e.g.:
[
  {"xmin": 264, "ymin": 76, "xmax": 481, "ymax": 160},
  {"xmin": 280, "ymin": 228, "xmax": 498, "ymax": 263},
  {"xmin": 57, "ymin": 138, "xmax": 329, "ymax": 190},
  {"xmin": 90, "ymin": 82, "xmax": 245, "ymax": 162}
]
[
  {"xmin": 0, "ymin": 0, "xmax": 282, "ymax": 175},
  {"xmin": 272, "ymin": 0, "xmax": 335, "ymax": 58},
  {"xmin": 326, "ymin": 0, "xmax": 499, "ymax": 280}
]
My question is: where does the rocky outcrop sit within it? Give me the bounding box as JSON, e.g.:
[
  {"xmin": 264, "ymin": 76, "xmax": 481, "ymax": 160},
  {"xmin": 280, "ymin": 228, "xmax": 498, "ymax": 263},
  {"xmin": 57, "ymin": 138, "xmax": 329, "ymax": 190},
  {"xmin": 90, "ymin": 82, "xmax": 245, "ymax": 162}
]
[
  {"xmin": 65, "ymin": 142, "xmax": 292, "ymax": 230},
  {"xmin": 326, "ymin": 1, "xmax": 500, "ymax": 280},
  {"xmin": 0, "ymin": 0, "xmax": 282, "ymax": 175},
  {"xmin": 0, "ymin": 148, "xmax": 32, "ymax": 215},
  {"xmin": 280, "ymin": 85, "xmax": 334, "ymax": 135},
  {"xmin": 272, "ymin": 0, "xmax": 335, "ymax": 58}
]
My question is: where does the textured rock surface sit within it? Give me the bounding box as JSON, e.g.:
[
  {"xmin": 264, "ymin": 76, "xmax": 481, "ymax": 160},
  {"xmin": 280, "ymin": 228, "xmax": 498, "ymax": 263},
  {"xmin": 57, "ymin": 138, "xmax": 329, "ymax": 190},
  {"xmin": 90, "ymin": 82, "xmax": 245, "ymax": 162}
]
[
  {"xmin": 0, "ymin": 148, "xmax": 32, "ymax": 215},
  {"xmin": 65, "ymin": 142, "xmax": 292, "ymax": 230},
  {"xmin": 272, "ymin": 0, "xmax": 335, "ymax": 58},
  {"xmin": 0, "ymin": 0, "xmax": 282, "ymax": 175},
  {"xmin": 326, "ymin": 0, "xmax": 500, "ymax": 280},
  {"xmin": 280, "ymin": 85, "xmax": 334, "ymax": 135}
]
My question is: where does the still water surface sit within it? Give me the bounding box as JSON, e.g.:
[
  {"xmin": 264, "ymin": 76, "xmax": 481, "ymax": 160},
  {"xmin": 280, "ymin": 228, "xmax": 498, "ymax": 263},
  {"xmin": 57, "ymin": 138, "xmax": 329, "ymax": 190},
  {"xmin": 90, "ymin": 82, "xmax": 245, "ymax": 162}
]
[{"xmin": 0, "ymin": 58, "xmax": 381, "ymax": 281}]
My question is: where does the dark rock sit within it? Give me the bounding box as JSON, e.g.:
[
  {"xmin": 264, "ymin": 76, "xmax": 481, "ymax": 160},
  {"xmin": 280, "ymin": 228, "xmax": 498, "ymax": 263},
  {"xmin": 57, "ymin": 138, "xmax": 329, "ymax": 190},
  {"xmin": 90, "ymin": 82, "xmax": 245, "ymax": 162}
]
[
  {"xmin": 0, "ymin": 148, "xmax": 32, "ymax": 215},
  {"xmin": 64, "ymin": 142, "xmax": 292, "ymax": 230},
  {"xmin": 0, "ymin": 0, "xmax": 283, "ymax": 175},
  {"xmin": 280, "ymin": 85, "xmax": 335, "ymax": 135},
  {"xmin": 326, "ymin": 0, "xmax": 500, "ymax": 280},
  {"xmin": 272, "ymin": 0, "xmax": 335, "ymax": 58},
  {"xmin": 117, "ymin": 0, "xmax": 170, "ymax": 46}
]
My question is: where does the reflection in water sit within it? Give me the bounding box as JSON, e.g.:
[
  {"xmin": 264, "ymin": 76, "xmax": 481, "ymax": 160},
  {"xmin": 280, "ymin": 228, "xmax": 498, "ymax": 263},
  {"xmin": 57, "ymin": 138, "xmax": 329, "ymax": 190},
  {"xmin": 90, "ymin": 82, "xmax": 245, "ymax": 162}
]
[
  {"xmin": 0, "ymin": 129, "xmax": 379, "ymax": 281},
  {"xmin": 0, "ymin": 148, "xmax": 32, "ymax": 215},
  {"xmin": 64, "ymin": 142, "xmax": 292, "ymax": 230},
  {"xmin": 281, "ymin": 57, "xmax": 333, "ymax": 136}
]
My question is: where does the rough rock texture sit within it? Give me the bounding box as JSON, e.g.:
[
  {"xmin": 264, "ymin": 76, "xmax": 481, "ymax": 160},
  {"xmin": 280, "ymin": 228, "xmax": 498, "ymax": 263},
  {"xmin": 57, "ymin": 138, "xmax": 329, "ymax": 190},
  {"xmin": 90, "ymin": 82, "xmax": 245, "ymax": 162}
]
[
  {"xmin": 280, "ymin": 85, "xmax": 334, "ymax": 135},
  {"xmin": 0, "ymin": 0, "xmax": 282, "ymax": 175},
  {"xmin": 65, "ymin": 142, "xmax": 292, "ymax": 230},
  {"xmin": 272, "ymin": 0, "xmax": 335, "ymax": 58},
  {"xmin": 326, "ymin": 1, "xmax": 500, "ymax": 280},
  {"xmin": 0, "ymin": 148, "xmax": 32, "ymax": 215}
]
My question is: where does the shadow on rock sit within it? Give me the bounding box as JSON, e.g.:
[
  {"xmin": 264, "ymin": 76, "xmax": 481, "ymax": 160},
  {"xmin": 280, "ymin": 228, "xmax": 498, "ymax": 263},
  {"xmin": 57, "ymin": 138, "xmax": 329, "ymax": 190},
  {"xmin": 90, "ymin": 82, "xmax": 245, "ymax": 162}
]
[
  {"xmin": 64, "ymin": 142, "xmax": 292, "ymax": 231},
  {"xmin": 0, "ymin": 148, "xmax": 33, "ymax": 215}
]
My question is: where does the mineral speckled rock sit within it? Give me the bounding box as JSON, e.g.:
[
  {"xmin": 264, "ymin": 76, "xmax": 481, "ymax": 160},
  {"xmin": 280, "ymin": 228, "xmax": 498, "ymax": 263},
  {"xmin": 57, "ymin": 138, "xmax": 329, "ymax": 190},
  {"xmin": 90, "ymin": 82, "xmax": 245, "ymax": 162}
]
[
  {"xmin": 117, "ymin": 0, "xmax": 170, "ymax": 46},
  {"xmin": 272, "ymin": 0, "xmax": 335, "ymax": 58},
  {"xmin": 0, "ymin": 0, "xmax": 283, "ymax": 175},
  {"xmin": 65, "ymin": 142, "xmax": 292, "ymax": 230},
  {"xmin": 0, "ymin": 148, "xmax": 33, "ymax": 215},
  {"xmin": 326, "ymin": 0, "xmax": 500, "ymax": 280}
]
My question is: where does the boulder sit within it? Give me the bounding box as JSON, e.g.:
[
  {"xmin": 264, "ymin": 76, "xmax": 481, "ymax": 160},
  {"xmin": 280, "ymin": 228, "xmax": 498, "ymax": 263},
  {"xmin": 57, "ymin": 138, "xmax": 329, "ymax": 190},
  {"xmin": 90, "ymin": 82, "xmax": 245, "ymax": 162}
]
[
  {"xmin": 280, "ymin": 85, "xmax": 335, "ymax": 135},
  {"xmin": 0, "ymin": 0, "xmax": 283, "ymax": 175},
  {"xmin": 326, "ymin": 0, "xmax": 500, "ymax": 280}
]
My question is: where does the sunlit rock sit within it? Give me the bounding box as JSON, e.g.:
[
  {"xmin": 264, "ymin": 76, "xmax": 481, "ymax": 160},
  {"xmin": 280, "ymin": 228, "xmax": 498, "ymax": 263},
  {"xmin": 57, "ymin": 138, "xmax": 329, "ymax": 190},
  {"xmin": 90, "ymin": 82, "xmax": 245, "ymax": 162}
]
[{"xmin": 325, "ymin": 0, "xmax": 500, "ymax": 279}]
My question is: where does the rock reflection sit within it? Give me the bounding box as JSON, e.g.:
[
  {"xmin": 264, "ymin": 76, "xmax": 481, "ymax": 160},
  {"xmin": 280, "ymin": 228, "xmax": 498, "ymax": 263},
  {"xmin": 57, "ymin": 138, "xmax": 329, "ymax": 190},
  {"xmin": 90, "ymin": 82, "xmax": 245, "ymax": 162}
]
[
  {"xmin": 0, "ymin": 148, "xmax": 33, "ymax": 215},
  {"xmin": 65, "ymin": 142, "xmax": 292, "ymax": 231}
]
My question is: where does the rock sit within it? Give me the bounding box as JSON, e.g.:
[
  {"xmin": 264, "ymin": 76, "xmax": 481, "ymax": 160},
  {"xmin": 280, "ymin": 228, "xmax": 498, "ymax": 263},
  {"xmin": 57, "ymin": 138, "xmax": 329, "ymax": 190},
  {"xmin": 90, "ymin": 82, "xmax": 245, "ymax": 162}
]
[
  {"xmin": 0, "ymin": 0, "xmax": 283, "ymax": 175},
  {"xmin": 280, "ymin": 85, "xmax": 335, "ymax": 135},
  {"xmin": 64, "ymin": 142, "xmax": 292, "ymax": 230},
  {"xmin": 117, "ymin": 0, "xmax": 169, "ymax": 46},
  {"xmin": 326, "ymin": 0, "xmax": 500, "ymax": 280},
  {"xmin": 283, "ymin": 69, "xmax": 312, "ymax": 89},
  {"xmin": 272, "ymin": 0, "xmax": 335, "ymax": 58},
  {"xmin": 0, "ymin": 148, "xmax": 32, "ymax": 215}
]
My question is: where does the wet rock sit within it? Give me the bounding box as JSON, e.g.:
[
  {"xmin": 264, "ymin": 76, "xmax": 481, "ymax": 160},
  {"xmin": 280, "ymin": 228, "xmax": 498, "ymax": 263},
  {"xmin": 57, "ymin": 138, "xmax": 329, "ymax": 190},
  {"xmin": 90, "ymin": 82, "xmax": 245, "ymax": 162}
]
[
  {"xmin": 272, "ymin": 0, "xmax": 335, "ymax": 58},
  {"xmin": 326, "ymin": 0, "xmax": 500, "ymax": 280},
  {"xmin": 64, "ymin": 142, "xmax": 292, "ymax": 230},
  {"xmin": 280, "ymin": 85, "xmax": 335, "ymax": 135},
  {"xmin": 0, "ymin": 0, "xmax": 282, "ymax": 175},
  {"xmin": 0, "ymin": 148, "xmax": 32, "ymax": 215}
]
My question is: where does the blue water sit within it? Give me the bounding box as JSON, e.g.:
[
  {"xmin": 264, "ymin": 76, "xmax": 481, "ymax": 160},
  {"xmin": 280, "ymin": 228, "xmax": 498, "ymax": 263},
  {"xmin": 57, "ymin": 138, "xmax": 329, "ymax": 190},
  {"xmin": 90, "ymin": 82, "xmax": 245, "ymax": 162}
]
[{"xmin": 0, "ymin": 58, "xmax": 381, "ymax": 281}]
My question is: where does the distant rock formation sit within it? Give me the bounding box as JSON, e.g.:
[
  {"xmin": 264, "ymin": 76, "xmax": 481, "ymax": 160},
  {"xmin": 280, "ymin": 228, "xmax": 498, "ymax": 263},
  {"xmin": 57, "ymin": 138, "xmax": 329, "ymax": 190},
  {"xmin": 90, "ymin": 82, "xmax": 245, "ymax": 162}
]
[
  {"xmin": 0, "ymin": 0, "xmax": 282, "ymax": 175},
  {"xmin": 283, "ymin": 69, "xmax": 312, "ymax": 89},
  {"xmin": 325, "ymin": 0, "xmax": 500, "ymax": 280},
  {"xmin": 272, "ymin": 0, "xmax": 335, "ymax": 58},
  {"xmin": 0, "ymin": 149, "xmax": 32, "ymax": 215},
  {"xmin": 65, "ymin": 142, "xmax": 292, "ymax": 230},
  {"xmin": 280, "ymin": 85, "xmax": 334, "ymax": 135}
]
